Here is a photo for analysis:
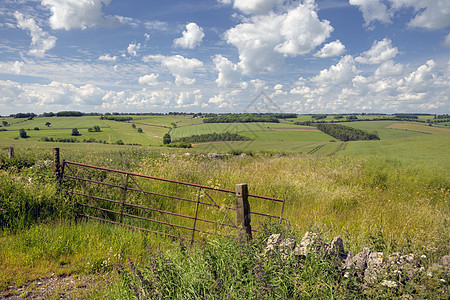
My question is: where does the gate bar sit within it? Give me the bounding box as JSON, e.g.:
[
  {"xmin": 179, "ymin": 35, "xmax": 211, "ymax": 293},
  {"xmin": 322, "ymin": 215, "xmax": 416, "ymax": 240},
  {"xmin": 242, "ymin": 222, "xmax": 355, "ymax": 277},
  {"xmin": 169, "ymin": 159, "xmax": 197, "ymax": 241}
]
[{"xmin": 63, "ymin": 160, "xmax": 285, "ymax": 202}]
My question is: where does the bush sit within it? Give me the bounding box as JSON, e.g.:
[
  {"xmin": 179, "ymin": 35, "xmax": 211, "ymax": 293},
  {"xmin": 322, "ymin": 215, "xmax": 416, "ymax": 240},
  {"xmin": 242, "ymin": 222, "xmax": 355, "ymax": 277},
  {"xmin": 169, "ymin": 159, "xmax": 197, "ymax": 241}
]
[
  {"xmin": 163, "ymin": 133, "xmax": 171, "ymax": 145},
  {"xmin": 88, "ymin": 125, "xmax": 101, "ymax": 132},
  {"xmin": 19, "ymin": 129, "xmax": 28, "ymax": 138},
  {"xmin": 71, "ymin": 128, "xmax": 81, "ymax": 136}
]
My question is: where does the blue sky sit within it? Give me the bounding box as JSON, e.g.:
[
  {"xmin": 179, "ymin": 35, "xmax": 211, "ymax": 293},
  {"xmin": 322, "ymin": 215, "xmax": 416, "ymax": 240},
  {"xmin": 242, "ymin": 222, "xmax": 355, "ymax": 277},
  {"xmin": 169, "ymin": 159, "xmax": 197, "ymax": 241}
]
[{"xmin": 0, "ymin": 0, "xmax": 449, "ymax": 115}]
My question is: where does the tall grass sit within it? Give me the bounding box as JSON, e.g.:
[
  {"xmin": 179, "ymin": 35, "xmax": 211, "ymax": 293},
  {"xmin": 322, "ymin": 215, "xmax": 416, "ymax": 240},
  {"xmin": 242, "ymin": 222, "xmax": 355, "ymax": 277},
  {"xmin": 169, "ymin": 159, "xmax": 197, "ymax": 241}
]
[
  {"xmin": 0, "ymin": 147, "xmax": 448, "ymax": 297},
  {"xmin": 132, "ymin": 154, "xmax": 448, "ymax": 254}
]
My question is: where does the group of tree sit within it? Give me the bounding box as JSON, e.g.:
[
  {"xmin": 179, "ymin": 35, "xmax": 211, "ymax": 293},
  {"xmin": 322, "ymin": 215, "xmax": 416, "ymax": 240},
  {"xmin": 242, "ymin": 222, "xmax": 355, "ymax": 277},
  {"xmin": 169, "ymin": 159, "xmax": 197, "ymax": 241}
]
[
  {"xmin": 394, "ymin": 114, "xmax": 419, "ymax": 119},
  {"xmin": 71, "ymin": 128, "xmax": 81, "ymax": 136},
  {"xmin": 19, "ymin": 129, "xmax": 28, "ymax": 138},
  {"xmin": 88, "ymin": 125, "xmax": 101, "ymax": 132},
  {"xmin": 311, "ymin": 114, "xmax": 327, "ymax": 120},
  {"xmin": 203, "ymin": 114, "xmax": 279, "ymax": 123},
  {"xmin": 173, "ymin": 132, "xmax": 251, "ymax": 144},
  {"xmin": 100, "ymin": 116, "xmax": 133, "ymax": 122},
  {"xmin": 316, "ymin": 123, "xmax": 380, "ymax": 141},
  {"xmin": 56, "ymin": 111, "xmax": 84, "ymax": 117},
  {"xmin": 130, "ymin": 123, "xmax": 143, "ymax": 133},
  {"xmin": 11, "ymin": 113, "xmax": 36, "ymax": 119}
]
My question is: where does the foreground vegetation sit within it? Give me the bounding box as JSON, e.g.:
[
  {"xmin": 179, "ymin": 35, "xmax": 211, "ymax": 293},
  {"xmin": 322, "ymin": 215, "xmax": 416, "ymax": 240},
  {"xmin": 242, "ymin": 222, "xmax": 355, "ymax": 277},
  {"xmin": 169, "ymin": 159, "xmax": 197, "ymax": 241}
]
[
  {"xmin": 0, "ymin": 141, "xmax": 448, "ymax": 298},
  {"xmin": 0, "ymin": 112, "xmax": 449, "ymax": 298}
]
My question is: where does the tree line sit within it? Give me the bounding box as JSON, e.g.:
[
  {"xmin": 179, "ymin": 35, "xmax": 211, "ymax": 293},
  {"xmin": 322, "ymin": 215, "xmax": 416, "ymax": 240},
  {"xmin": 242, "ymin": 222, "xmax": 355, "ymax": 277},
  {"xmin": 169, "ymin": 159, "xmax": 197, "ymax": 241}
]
[
  {"xmin": 173, "ymin": 132, "xmax": 251, "ymax": 143},
  {"xmin": 100, "ymin": 116, "xmax": 133, "ymax": 122},
  {"xmin": 316, "ymin": 123, "xmax": 380, "ymax": 141}
]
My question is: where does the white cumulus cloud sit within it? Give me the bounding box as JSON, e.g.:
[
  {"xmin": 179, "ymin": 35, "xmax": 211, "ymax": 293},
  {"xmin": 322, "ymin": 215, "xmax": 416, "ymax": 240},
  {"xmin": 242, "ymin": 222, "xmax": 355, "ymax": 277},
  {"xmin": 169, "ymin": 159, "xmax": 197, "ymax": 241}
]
[
  {"xmin": 41, "ymin": 0, "xmax": 119, "ymax": 30},
  {"xmin": 374, "ymin": 60, "xmax": 403, "ymax": 78},
  {"xmin": 127, "ymin": 42, "xmax": 141, "ymax": 56},
  {"xmin": 349, "ymin": 0, "xmax": 391, "ymax": 27},
  {"xmin": 225, "ymin": 2, "xmax": 333, "ymax": 74},
  {"xmin": 312, "ymin": 55, "xmax": 357, "ymax": 87},
  {"xmin": 232, "ymin": 0, "xmax": 285, "ymax": 15},
  {"xmin": 314, "ymin": 40, "xmax": 346, "ymax": 57},
  {"xmin": 144, "ymin": 54, "xmax": 203, "ymax": 86},
  {"xmin": 10, "ymin": 61, "xmax": 24, "ymax": 74},
  {"xmin": 98, "ymin": 54, "xmax": 117, "ymax": 61},
  {"xmin": 14, "ymin": 11, "xmax": 57, "ymax": 57},
  {"xmin": 176, "ymin": 90, "xmax": 202, "ymax": 108},
  {"xmin": 213, "ymin": 55, "xmax": 241, "ymax": 87},
  {"xmin": 389, "ymin": 0, "xmax": 450, "ymax": 29},
  {"xmin": 356, "ymin": 38, "xmax": 398, "ymax": 64},
  {"xmin": 173, "ymin": 22, "xmax": 205, "ymax": 49},
  {"xmin": 138, "ymin": 74, "xmax": 159, "ymax": 86},
  {"xmin": 350, "ymin": 0, "xmax": 450, "ymax": 30}
]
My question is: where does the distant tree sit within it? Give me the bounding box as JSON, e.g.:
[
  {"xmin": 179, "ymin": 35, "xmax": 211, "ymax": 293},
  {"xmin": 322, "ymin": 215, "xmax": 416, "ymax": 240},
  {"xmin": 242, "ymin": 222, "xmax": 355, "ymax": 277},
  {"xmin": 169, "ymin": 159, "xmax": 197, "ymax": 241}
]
[
  {"xmin": 19, "ymin": 129, "xmax": 28, "ymax": 138},
  {"xmin": 88, "ymin": 125, "xmax": 101, "ymax": 132},
  {"xmin": 56, "ymin": 111, "xmax": 84, "ymax": 117},
  {"xmin": 131, "ymin": 124, "xmax": 136, "ymax": 129},
  {"xmin": 71, "ymin": 128, "xmax": 81, "ymax": 136},
  {"xmin": 312, "ymin": 114, "xmax": 327, "ymax": 120},
  {"xmin": 2, "ymin": 121, "xmax": 8, "ymax": 126},
  {"xmin": 34, "ymin": 127, "xmax": 39, "ymax": 130},
  {"xmin": 12, "ymin": 113, "xmax": 36, "ymax": 119},
  {"xmin": 163, "ymin": 133, "xmax": 171, "ymax": 144},
  {"xmin": 137, "ymin": 128, "xmax": 143, "ymax": 133},
  {"xmin": 45, "ymin": 122, "xmax": 51, "ymax": 127}
]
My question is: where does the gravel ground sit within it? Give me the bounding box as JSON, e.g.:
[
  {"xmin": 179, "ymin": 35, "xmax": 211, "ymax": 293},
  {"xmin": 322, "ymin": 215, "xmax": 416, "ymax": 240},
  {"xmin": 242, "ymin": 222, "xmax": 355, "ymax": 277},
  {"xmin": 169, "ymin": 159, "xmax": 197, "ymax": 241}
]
[{"xmin": 1, "ymin": 274, "xmax": 112, "ymax": 299}]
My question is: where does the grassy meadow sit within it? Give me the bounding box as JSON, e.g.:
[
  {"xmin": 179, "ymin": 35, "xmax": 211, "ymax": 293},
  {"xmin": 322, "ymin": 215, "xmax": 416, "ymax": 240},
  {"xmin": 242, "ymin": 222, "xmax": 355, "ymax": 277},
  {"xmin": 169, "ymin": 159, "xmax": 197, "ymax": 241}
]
[{"xmin": 0, "ymin": 114, "xmax": 449, "ymax": 298}]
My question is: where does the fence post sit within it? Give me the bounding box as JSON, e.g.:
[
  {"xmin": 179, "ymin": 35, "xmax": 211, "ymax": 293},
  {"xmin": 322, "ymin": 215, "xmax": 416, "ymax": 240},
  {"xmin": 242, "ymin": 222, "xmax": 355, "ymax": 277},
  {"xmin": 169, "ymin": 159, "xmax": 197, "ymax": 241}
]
[
  {"xmin": 236, "ymin": 183, "xmax": 252, "ymax": 241},
  {"xmin": 53, "ymin": 147, "xmax": 60, "ymax": 181},
  {"xmin": 8, "ymin": 146, "xmax": 14, "ymax": 159}
]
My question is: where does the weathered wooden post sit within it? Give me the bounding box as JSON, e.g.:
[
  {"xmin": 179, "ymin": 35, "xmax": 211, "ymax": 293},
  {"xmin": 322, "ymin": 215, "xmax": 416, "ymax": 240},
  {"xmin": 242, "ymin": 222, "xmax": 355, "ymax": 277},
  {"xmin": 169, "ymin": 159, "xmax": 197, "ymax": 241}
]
[
  {"xmin": 236, "ymin": 183, "xmax": 252, "ymax": 241},
  {"xmin": 8, "ymin": 146, "xmax": 14, "ymax": 159},
  {"xmin": 53, "ymin": 147, "xmax": 61, "ymax": 181}
]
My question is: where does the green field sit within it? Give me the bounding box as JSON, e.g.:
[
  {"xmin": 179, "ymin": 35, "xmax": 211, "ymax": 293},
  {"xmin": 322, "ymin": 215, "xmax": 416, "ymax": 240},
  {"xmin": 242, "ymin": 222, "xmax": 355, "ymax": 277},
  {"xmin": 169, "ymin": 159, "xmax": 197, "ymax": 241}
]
[
  {"xmin": 1, "ymin": 116, "xmax": 449, "ymax": 158},
  {"xmin": 170, "ymin": 122, "xmax": 314, "ymax": 138}
]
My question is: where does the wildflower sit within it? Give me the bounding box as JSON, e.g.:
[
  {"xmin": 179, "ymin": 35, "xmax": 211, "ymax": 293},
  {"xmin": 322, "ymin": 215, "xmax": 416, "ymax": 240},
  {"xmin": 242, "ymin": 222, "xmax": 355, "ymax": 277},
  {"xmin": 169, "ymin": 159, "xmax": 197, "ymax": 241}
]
[{"xmin": 381, "ymin": 280, "xmax": 397, "ymax": 288}]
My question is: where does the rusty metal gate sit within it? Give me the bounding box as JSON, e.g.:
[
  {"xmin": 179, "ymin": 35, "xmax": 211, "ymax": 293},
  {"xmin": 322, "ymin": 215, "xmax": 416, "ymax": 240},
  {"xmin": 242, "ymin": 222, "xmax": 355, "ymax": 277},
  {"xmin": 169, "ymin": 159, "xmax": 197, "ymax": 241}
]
[{"xmin": 61, "ymin": 160, "xmax": 286, "ymax": 243}]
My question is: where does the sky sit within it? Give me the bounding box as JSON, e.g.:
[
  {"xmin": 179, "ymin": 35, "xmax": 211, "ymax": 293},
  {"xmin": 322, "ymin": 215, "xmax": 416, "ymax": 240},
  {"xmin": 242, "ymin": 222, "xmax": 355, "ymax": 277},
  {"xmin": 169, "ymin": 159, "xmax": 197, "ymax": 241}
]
[{"xmin": 0, "ymin": 0, "xmax": 449, "ymax": 115}]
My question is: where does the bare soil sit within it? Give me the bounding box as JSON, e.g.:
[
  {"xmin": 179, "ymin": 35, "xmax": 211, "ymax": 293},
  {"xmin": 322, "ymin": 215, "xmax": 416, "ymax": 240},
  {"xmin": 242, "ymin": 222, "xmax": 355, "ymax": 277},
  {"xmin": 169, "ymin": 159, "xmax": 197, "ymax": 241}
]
[{"xmin": 1, "ymin": 274, "xmax": 112, "ymax": 299}]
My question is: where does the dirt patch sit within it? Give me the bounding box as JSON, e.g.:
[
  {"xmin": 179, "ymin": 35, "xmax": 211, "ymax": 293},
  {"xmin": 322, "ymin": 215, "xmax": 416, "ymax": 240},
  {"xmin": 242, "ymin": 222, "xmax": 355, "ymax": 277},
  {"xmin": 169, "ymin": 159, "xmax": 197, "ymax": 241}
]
[
  {"xmin": 1, "ymin": 274, "xmax": 111, "ymax": 299},
  {"xmin": 272, "ymin": 128, "xmax": 320, "ymax": 132}
]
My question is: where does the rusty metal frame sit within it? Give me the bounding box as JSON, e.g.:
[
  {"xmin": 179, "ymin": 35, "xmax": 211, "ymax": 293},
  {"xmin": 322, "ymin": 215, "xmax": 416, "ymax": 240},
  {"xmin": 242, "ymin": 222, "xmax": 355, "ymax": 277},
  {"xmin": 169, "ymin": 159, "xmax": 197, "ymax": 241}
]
[{"xmin": 61, "ymin": 160, "xmax": 286, "ymax": 243}]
